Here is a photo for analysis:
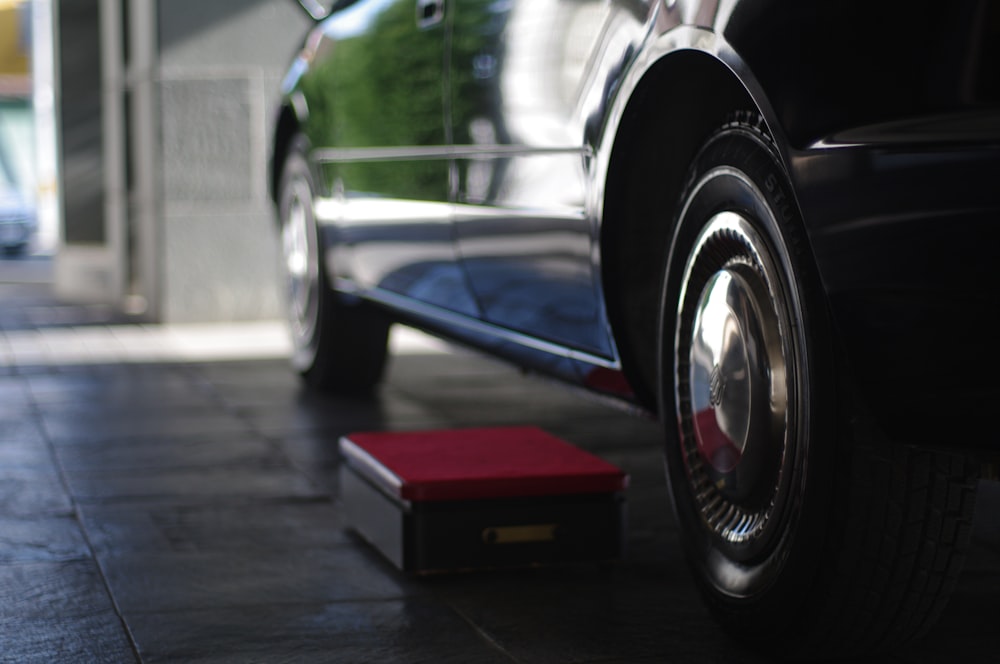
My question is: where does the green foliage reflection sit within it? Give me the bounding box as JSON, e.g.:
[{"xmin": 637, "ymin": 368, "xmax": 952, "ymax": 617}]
[{"xmin": 299, "ymin": 0, "xmax": 448, "ymax": 200}]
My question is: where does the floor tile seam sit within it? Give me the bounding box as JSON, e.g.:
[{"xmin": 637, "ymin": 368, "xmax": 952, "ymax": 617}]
[
  {"xmin": 387, "ymin": 384, "xmax": 473, "ymax": 422},
  {"xmin": 0, "ymin": 555, "xmax": 102, "ymax": 572},
  {"xmin": 45, "ymin": 429, "xmax": 276, "ymax": 446},
  {"xmin": 0, "ymin": 604, "xmax": 126, "ymax": 626},
  {"xmin": 564, "ymin": 657, "xmax": 671, "ymax": 664},
  {"xmin": 114, "ymin": 594, "xmax": 425, "ymax": 620},
  {"xmin": 12, "ymin": 390, "xmax": 47, "ymax": 455},
  {"xmin": 56, "ymin": 456, "xmax": 299, "ymax": 474},
  {"xmin": 0, "ymin": 555, "xmax": 94, "ymax": 567},
  {"xmin": 0, "ymin": 606, "xmax": 134, "ymax": 634},
  {"xmin": 88, "ymin": 540, "xmax": 394, "ymax": 560},
  {"xmin": 446, "ymin": 602, "xmax": 524, "ymax": 664},
  {"xmin": 69, "ymin": 493, "xmax": 335, "ymax": 509},
  {"xmin": 37, "ymin": 326, "xmax": 130, "ymax": 365},
  {"xmin": 251, "ymin": 418, "xmax": 449, "ymax": 438},
  {"xmin": 175, "ymin": 361, "xmax": 289, "ymax": 430},
  {"xmin": 45, "ymin": 431, "xmax": 266, "ymax": 448},
  {"xmin": 63, "ymin": 494, "xmax": 331, "ymax": 508},
  {"xmin": 1, "ymin": 508, "xmax": 145, "ymax": 662},
  {"xmin": 256, "ymin": 426, "xmax": 348, "ymax": 497},
  {"xmin": 54, "ymin": 522, "xmax": 144, "ymax": 662},
  {"xmin": 186, "ymin": 361, "xmax": 345, "ymax": 499},
  {"xmin": 32, "ymin": 388, "xmax": 149, "ymax": 664},
  {"xmin": 31, "ymin": 401, "xmax": 225, "ymax": 414},
  {"xmin": 82, "ymin": 543, "xmax": 368, "ymax": 559}
]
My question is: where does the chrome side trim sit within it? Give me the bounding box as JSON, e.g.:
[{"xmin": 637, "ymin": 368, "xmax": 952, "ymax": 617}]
[
  {"xmin": 312, "ymin": 144, "xmax": 592, "ymax": 163},
  {"xmin": 313, "ymin": 197, "xmax": 453, "ymax": 225},
  {"xmin": 334, "ymin": 278, "xmax": 619, "ymax": 369}
]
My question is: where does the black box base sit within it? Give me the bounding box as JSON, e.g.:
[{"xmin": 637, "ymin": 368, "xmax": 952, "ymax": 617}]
[{"xmin": 340, "ymin": 465, "xmax": 626, "ymax": 573}]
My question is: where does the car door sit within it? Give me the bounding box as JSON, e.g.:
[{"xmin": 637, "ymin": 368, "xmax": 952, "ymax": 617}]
[
  {"xmin": 448, "ymin": 0, "xmax": 615, "ymax": 357},
  {"xmin": 302, "ymin": 0, "xmax": 477, "ymax": 316}
]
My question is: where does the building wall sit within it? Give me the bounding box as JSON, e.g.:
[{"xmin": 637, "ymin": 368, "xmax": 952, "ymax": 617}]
[{"xmin": 157, "ymin": 0, "xmax": 311, "ymax": 322}]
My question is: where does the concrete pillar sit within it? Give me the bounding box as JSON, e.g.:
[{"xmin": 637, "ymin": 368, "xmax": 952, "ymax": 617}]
[
  {"xmin": 52, "ymin": 0, "xmax": 311, "ymax": 322},
  {"xmin": 156, "ymin": 0, "xmax": 311, "ymax": 322}
]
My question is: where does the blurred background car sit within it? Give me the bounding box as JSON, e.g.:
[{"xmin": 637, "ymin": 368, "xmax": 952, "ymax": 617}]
[{"xmin": 0, "ymin": 136, "xmax": 34, "ymax": 256}]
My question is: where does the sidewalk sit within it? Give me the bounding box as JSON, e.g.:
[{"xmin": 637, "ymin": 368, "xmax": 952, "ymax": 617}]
[{"xmin": 0, "ymin": 256, "xmax": 449, "ymax": 368}]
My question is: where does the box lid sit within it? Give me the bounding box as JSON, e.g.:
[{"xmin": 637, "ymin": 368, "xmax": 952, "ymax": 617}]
[{"xmin": 339, "ymin": 426, "xmax": 628, "ymax": 502}]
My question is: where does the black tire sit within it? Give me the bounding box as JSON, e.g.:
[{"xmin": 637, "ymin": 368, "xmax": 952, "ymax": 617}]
[
  {"xmin": 658, "ymin": 115, "xmax": 978, "ymax": 658},
  {"xmin": 277, "ymin": 134, "xmax": 391, "ymax": 394}
]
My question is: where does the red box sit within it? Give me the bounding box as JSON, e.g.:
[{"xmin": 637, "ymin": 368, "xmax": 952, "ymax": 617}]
[{"xmin": 338, "ymin": 426, "xmax": 628, "ymax": 573}]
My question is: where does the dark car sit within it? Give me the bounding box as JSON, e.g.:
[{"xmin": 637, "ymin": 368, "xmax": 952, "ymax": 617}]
[{"xmin": 269, "ymin": 0, "xmax": 999, "ymax": 657}]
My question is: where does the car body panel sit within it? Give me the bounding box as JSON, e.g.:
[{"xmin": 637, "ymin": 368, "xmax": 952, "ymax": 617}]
[
  {"xmin": 273, "ymin": 0, "xmax": 1000, "ymax": 451},
  {"xmin": 448, "ymin": 0, "xmax": 618, "ymax": 356}
]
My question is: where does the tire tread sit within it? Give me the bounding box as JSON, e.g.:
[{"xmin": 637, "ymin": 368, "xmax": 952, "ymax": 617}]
[{"xmin": 814, "ymin": 440, "xmax": 977, "ymax": 656}]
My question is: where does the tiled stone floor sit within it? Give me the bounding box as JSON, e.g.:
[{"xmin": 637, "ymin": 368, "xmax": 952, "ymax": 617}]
[{"xmin": 0, "ymin": 270, "xmax": 997, "ymax": 663}]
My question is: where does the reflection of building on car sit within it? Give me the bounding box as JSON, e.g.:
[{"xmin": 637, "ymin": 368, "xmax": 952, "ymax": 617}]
[
  {"xmin": 270, "ymin": 1, "xmax": 1000, "ymax": 658},
  {"xmin": 0, "ymin": 138, "xmax": 34, "ymax": 255}
]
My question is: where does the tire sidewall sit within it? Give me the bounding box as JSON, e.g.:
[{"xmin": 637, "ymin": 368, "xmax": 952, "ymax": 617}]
[
  {"xmin": 659, "ymin": 125, "xmax": 838, "ymax": 638},
  {"xmin": 276, "ymin": 134, "xmax": 391, "ymax": 394},
  {"xmin": 277, "ymin": 136, "xmax": 326, "ymax": 373}
]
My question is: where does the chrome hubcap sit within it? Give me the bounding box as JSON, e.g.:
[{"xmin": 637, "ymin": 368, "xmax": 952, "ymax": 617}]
[
  {"xmin": 281, "ymin": 178, "xmax": 319, "ymax": 344},
  {"xmin": 676, "ymin": 212, "xmax": 792, "ymax": 548}
]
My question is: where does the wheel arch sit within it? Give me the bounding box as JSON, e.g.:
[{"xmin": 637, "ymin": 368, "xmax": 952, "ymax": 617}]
[
  {"xmin": 270, "ymin": 103, "xmax": 302, "ymax": 209},
  {"xmin": 598, "ymin": 47, "xmax": 763, "ymax": 409}
]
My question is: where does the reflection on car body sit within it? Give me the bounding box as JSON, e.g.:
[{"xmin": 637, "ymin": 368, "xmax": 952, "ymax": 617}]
[{"xmin": 269, "ymin": 0, "xmax": 1000, "ymax": 657}]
